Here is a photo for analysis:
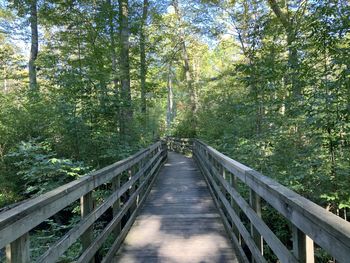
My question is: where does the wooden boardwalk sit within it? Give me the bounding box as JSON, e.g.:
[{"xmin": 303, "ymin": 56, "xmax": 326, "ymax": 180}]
[
  {"xmin": 114, "ymin": 152, "xmax": 240, "ymax": 263},
  {"xmin": 3, "ymin": 139, "xmax": 349, "ymax": 263}
]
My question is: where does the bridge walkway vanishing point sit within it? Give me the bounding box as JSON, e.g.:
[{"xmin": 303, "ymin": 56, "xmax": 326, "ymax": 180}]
[
  {"xmin": 1, "ymin": 138, "xmax": 350, "ymax": 263},
  {"xmin": 114, "ymin": 151, "xmax": 240, "ymax": 262}
]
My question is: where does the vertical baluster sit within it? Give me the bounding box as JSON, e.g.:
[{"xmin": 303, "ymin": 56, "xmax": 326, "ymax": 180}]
[
  {"xmin": 138, "ymin": 158, "xmax": 145, "ymax": 205},
  {"xmin": 210, "ymin": 155, "xmax": 218, "ymax": 200},
  {"xmin": 249, "ymin": 190, "xmax": 263, "ymax": 259},
  {"xmin": 81, "ymin": 191, "xmax": 94, "ymax": 263},
  {"xmin": 112, "ymin": 176, "xmax": 121, "ymax": 236},
  {"xmin": 220, "ymin": 165, "xmax": 227, "ymax": 209},
  {"xmin": 292, "ymin": 226, "xmax": 315, "ymax": 263},
  {"xmin": 229, "ymin": 173, "xmax": 242, "ymax": 245},
  {"xmin": 6, "ymin": 233, "xmax": 30, "ymax": 263},
  {"xmin": 129, "ymin": 165, "xmax": 136, "ymax": 212}
]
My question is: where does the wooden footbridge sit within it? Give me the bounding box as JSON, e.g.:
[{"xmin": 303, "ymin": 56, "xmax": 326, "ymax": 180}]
[{"xmin": 1, "ymin": 138, "xmax": 350, "ymax": 263}]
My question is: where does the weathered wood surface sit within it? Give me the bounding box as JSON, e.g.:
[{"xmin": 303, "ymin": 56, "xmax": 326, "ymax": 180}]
[
  {"xmin": 167, "ymin": 137, "xmax": 193, "ymax": 154},
  {"xmin": 0, "ymin": 142, "xmax": 161, "ymax": 250},
  {"xmin": 0, "ymin": 141, "xmax": 166, "ymax": 263},
  {"xmin": 193, "ymin": 139, "xmax": 350, "ymax": 263},
  {"xmin": 114, "ymin": 152, "xmax": 240, "ymax": 263}
]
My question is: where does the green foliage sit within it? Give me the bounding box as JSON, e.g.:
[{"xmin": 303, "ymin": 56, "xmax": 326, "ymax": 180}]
[
  {"xmin": 5, "ymin": 139, "xmax": 89, "ymax": 197},
  {"xmin": 30, "ymin": 217, "xmax": 81, "ymax": 262},
  {"xmin": 1, "ymin": 0, "xmax": 350, "ymax": 261}
]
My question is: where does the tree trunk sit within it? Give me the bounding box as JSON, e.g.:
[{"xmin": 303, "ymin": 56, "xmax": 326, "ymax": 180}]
[
  {"xmin": 267, "ymin": 0, "xmax": 301, "ymax": 105},
  {"xmin": 108, "ymin": 0, "xmax": 119, "ymax": 91},
  {"xmin": 235, "ymin": 0, "xmax": 263, "ymax": 136},
  {"xmin": 167, "ymin": 62, "xmax": 174, "ymax": 129},
  {"xmin": 181, "ymin": 40, "xmax": 196, "ymax": 114},
  {"xmin": 29, "ymin": 0, "xmax": 38, "ymax": 92},
  {"xmin": 140, "ymin": 0, "xmax": 148, "ymax": 113},
  {"xmin": 107, "ymin": 0, "xmax": 120, "ymax": 131},
  {"xmin": 172, "ymin": 0, "xmax": 196, "ymax": 133},
  {"xmin": 118, "ymin": 0, "xmax": 132, "ymax": 135}
]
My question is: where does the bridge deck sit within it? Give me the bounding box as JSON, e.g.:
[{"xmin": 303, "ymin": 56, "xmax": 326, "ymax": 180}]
[{"xmin": 114, "ymin": 152, "xmax": 240, "ymax": 262}]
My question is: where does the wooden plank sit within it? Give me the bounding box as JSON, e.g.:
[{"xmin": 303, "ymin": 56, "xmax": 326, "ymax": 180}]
[
  {"xmin": 36, "ymin": 150, "xmax": 163, "ymax": 263},
  {"xmin": 195, "ymin": 155, "xmax": 249, "ymax": 263},
  {"xmin": 196, "ymin": 150, "xmax": 298, "ymax": 263},
  {"xmin": 0, "ymin": 142, "xmax": 162, "ymax": 249},
  {"xmin": 229, "ymin": 173, "xmax": 241, "ymax": 244},
  {"xmin": 250, "ymin": 190, "xmax": 263, "ymax": 256},
  {"xmin": 194, "ymin": 140, "xmax": 350, "ymax": 262},
  {"xmin": 292, "ymin": 226, "xmax": 315, "ymax": 263},
  {"xmin": 167, "ymin": 137, "xmax": 193, "ymax": 153},
  {"xmin": 115, "ymin": 152, "xmax": 239, "ymax": 263},
  {"xmin": 102, "ymin": 152, "xmax": 166, "ymax": 263},
  {"xmin": 5, "ymin": 233, "xmax": 30, "ymax": 263},
  {"xmin": 80, "ymin": 191, "xmax": 94, "ymax": 263},
  {"xmin": 112, "ymin": 176, "xmax": 121, "ymax": 237},
  {"xmin": 195, "ymin": 151, "xmax": 266, "ymax": 263},
  {"xmin": 78, "ymin": 154, "xmax": 161, "ymax": 263}
]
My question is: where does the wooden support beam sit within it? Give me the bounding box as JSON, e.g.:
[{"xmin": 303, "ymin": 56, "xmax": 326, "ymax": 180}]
[
  {"xmin": 6, "ymin": 233, "xmax": 30, "ymax": 263},
  {"xmin": 250, "ymin": 190, "xmax": 263, "ymax": 258},
  {"xmin": 193, "ymin": 139, "xmax": 350, "ymax": 262},
  {"xmin": 292, "ymin": 226, "xmax": 314, "ymax": 263},
  {"xmin": 81, "ymin": 191, "xmax": 94, "ymax": 263},
  {"xmin": 112, "ymin": 176, "xmax": 121, "ymax": 237},
  {"xmin": 230, "ymin": 173, "xmax": 242, "ymax": 245},
  {"xmin": 129, "ymin": 166, "xmax": 137, "ymax": 212}
]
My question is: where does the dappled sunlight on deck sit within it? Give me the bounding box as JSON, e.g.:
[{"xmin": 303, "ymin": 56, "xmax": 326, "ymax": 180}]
[{"xmin": 114, "ymin": 152, "xmax": 239, "ymax": 262}]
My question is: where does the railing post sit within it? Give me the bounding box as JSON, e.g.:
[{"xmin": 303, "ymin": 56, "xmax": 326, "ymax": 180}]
[
  {"xmin": 137, "ymin": 159, "xmax": 144, "ymax": 206},
  {"xmin": 249, "ymin": 190, "xmax": 263, "ymax": 258},
  {"xmin": 292, "ymin": 226, "xmax": 314, "ymax": 263},
  {"xmin": 129, "ymin": 166, "xmax": 137, "ymax": 212},
  {"xmin": 112, "ymin": 176, "xmax": 121, "ymax": 236},
  {"xmin": 81, "ymin": 191, "xmax": 94, "ymax": 263},
  {"xmin": 229, "ymin": 174, "xmax": 242, "ymax": 245},
  {"xmin": 220, "ymin": 166, "xmax": 228, "ymax": 215},
  {"xmin": 6, "ymin": 233, "xmax": 30, "ymax": 263},
  {"xmin": 141, "ymin": 154, "xmax": 149, "ymax": 199}
]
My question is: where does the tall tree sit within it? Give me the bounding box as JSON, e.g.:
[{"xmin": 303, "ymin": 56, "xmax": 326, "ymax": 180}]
[
  {"xmin": 172, "ymin": 0, "xmax": 197, "ymax": 133},
  {"xmin": 28, "ymin": 0, "xmax": 38, "ymax": 91},
  {"xmin": 140, "ymin": 0, "xmax": 149, "ymax": 113},
  {"xmin": 107, "ymin": 0, "xmax": 121, "ymax": 132},
  {"xmin": 9, "ymin": 0, "xmax": 39, "ymax": 91},
  {"xmin": 108, "ymin": 0, "xmax": 119, "ymax": 91},
  {"xmin": 267, "ymin": 0, "xmax": 307, "ymax": 100},
  {"xmin": 119, "ymin": 0, "xmax": 132, "ymax": 135},
  {"xmin": 166, "ymin": 62, "xmax": 174, "ymax": 129}
]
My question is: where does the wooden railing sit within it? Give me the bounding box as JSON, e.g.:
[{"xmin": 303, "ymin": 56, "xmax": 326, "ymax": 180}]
[
  {"xmin": 193, "ymin": 139, "xmax": 350, "ymax": 263},
  {"xmin": 166, "ymin": 137, "xmax": 193, "ymax": 154},
  {"xmin": 0, "ymin": 141, "xmax": 167, "ymax": 263}
]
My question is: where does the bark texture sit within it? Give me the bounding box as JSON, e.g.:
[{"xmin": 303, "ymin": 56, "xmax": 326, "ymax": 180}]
[{"xmin": 29, "ymin": 0, "xmax": 38, "ymax": 91}]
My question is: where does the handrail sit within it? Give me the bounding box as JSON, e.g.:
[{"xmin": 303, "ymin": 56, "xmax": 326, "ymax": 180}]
[
  {"xmin": 166, "ymin": 137, "xmax": 193, "ymax": 154},
  {"xmin": 192, "ymin": 139, "xmax": 350, "ymax": 263},
  {"xmin": 0, "ymin": 141, "xmax": 167, "ymax": 263}
]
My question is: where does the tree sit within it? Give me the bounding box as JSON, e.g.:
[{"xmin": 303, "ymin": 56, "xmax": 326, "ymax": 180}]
[
  {"xmin": 172, "ymin": 0, "xmax": 197, "ymax": 134},
  {"xmin": 267, "ymin": 0, "xmax": 307, "ymax": 102},
  {"xmin": 119, "ymin": 0, "xmax": 132, "ymax": 136},
  {"xmin": 140, "ymin": 0, "xmax": 149, "ymax": 113},
  {"xmin": 28, "ymin": 0, "xmax": 38, "ymax": 91}
]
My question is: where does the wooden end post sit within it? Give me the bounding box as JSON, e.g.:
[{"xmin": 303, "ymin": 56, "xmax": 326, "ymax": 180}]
[
  {"xmin": 81, "ymin": 191, "xmax": 95, "ymax": 263},
  {"xmin": 112, "ymin": 176, "xmax": 121, "ymax": 236},
  {"xmin": 229, "ymin": 174, "xmax": 242, "ymax": 245},
  {"xmin": 129, "ymin": 167, "xmax": 137, "ymax": 212},
  {"xmin": 249, "ymin": 190, "xmax": 263, "ymax": 258},
  {"xmin": 6, "ymin": 233, "xmax": 30, "ymax": 263},
  {"xmin": 292, "ymin": 226, "xmax": 315, "ymax": 263}
]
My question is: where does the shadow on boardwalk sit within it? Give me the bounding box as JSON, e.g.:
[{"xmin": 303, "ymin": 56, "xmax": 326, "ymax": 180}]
[{"xmin": 114, "ymin": 152, "xmax": 240, "ymax": 263}]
